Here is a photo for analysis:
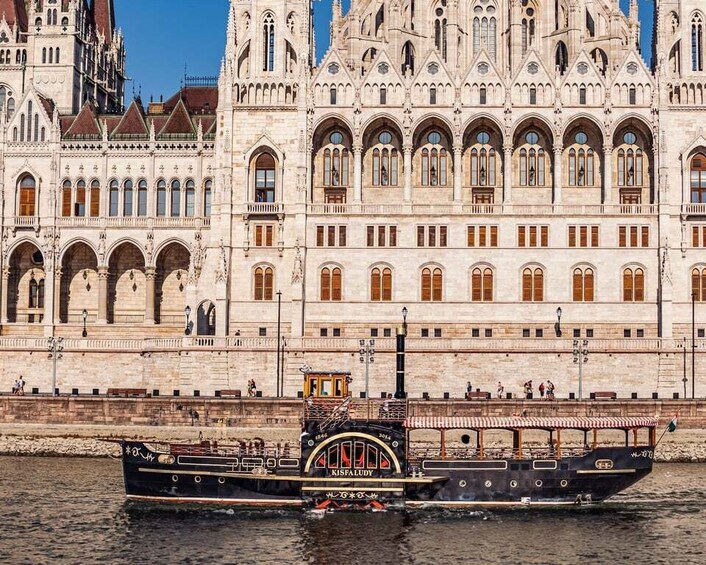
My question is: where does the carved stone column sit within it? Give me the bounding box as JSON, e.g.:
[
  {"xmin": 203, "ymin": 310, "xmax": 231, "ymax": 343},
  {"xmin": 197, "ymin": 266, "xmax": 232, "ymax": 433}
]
[
  {"xmin": 97, "ymin": 266, "xmax": 109, "ymax": 324},
  {"xmin": 403, "ymin": 144, "xmax": 413, "ymax": 202},
  {"xmin": 503, "ymin": 145, "xmax": 513, "ymax": 203},
  {"xmin": 46, "ymin": 267, "xmax": 60, "ymax": 326},
  {"xmin": 603, "ymin": 145, "xmax": 613, "ymax": 204},
  {"xmin": 144, "ymin": 267, "xmax": 156, "ymax": 325},
  {"xmin": 353, "ymin": 145, "xmax": 363, "ymax": 202},
  {"xmin": 1, "ymin": 266, "xmax": 9, "ymax": 324},
  {"xmin": 453, "ymin": 145, "xmax": 463, "ymax": 202},
  {"xmin": 553, "ymin": 145, "xmax": 563, "ymax": 204}
]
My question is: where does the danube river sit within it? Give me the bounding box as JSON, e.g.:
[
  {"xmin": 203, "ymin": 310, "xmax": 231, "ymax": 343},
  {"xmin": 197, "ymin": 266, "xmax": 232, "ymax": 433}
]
[{"xmin": 0, "ymin": 457, "xmax": 704, "ymax": 564}]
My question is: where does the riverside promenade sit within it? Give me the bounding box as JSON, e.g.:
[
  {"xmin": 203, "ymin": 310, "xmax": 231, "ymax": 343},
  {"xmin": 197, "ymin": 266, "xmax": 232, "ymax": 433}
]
[{"xmin": 1, "ymin": 396, "xmax": 705, "ymax": 461}]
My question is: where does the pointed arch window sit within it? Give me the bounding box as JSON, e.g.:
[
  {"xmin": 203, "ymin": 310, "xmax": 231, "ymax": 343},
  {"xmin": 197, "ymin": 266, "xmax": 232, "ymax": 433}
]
[
  {"xmin": 123, "ymin": 179, "xmax": 133, "ymax": 217},
  {"xmin": 690, "ymin": 153, "xmax": 706, "ymax": 203},
  {"xmin": 185, "ymin": 180, "xmax": 196, "ymax": 217},
  {"xmin": 372, "ymin": 131, "xmax": 398, "ymax": 187},
  {"xmin": 692, "ymin": 13, "xmax": 704, "ymax": 71},
  {"xmin": 521, "ymin": 2, "xmax": 537, "ymax": 54},
  {"xmin": 568, "ymin": 132, "xmax": 595, "ymax": 187},
  {"xmin": 263, "ymin": 13, "xmax": 275, "ymax": 72},
  {"xmin": 109, "ymin": 180, "xmax": 119, "ymax": 217},
  {"xmin": 471, "ymin": 131, "xmax": 496, "ymax": 187},
  {"xmin": 156, "ymin": 180, "xmax": 167, "ymax": 216},
  {"xmin": 572, "ymin": 267, "xmax": 594, "ymax": 301},
  {"xmin": 519, "ymin": 131, "xmax": 545, "ymax": 186},
  {"xmin": 18, "ymin": 175, "xmax": 36, "ymax": 216},
  {"xmin": 90, "ymin": 180, "xmax": 101, "ymax": 217},
  {"xmin": 473, "ymin": 3, "xmax": 497, "ymax": 59},
  {"xmin": 371, "ymin": 267, "xmax": 393, "ymax": 301},
  {"xmin": 203, "ymin": 179, "xmax": 213, "ymax": 216},
  {"xmin": 433, "ymin": 4, "xmax": 448, "ymax": 61},
  {"xmin": 624, "ymin": 267, "xmax": 645, "ymax": 302},
  {"xmin": 170, "ymin": 180, "xmax": 181, "ymax": 217},
  {"xmin": 323, "ymin": 133, "xmax": 349, "ymax": 187},
  {"xmin": 421, "ymin": 267, "xmax": 443, "ymax": 301},
  {"xmin": 254, "ymin": 266, "xmax": 274, "ymax": 301},
  {"xmin": 617, "ymin": 132, "xmax": 644, "ymax": 188},
  {"xmin": 75, "ymin": 179, "xmax": 86, "ymax": 217},
  {"xmin": 137, "ymin": 180, "xmax": 147, "ymax": 217},
  {"xmin": 29, "ymin": 278, "xmax": 45, "ymax": 309},
  {"xmin": 421, "ymin": 131, "xmax": 447, "ymax": 186},
  {"xmin": 320, "ymin": 267, "xmax": 342, "ymax": 301},
  {"xmin": 255, "ymin": 153, "xmax": 276, "ymax": 202},
  {"xmin": 471, "ymin": 267, "xmax": 493, "ymax": 302},
  {"xmin": 522, "ymin": 267, "xmax": 544, "ymax": 302}
]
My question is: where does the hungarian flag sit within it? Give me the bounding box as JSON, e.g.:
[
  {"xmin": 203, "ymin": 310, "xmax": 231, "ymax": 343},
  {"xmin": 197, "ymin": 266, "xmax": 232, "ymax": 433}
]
[{"xmin": 667, "ymin": 414, "xmax": 678, "ymax": 433}]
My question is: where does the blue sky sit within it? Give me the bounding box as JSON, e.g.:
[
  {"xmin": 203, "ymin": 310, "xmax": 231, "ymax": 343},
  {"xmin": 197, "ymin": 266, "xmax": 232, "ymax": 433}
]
[{"xmin": 116, "ymin": 0, "xmax": 654, "ymax": 103}]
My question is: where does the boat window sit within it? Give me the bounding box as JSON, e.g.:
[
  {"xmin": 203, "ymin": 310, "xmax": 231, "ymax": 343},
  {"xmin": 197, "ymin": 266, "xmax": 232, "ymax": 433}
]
[
  {"xmin": 328, "ymin": 444, "xmax": 339, "ymax": 468},
  {"xmin": 366, "ymin": 445, "xmax": 379, "ymax": 469},
  {"xmin": 320, "ymin": 379, "xmax": 333, "ymax": 396},
  {"xmin": 341, "ymin": 442, "xmax": 352, "ymax": 468},
  {"xmin": 355, "ymin": 442, "xmax": 366, "ymax": 468}
]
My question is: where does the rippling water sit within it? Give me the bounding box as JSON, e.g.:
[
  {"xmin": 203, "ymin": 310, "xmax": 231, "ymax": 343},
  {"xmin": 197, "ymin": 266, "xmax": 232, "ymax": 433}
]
[{"xmin": 0, "ymin": 457, "xmax": 704, "ymax": 564}]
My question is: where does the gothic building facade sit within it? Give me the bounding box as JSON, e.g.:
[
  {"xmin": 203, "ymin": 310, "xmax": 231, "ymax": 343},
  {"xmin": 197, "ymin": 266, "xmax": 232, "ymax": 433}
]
[{"xmin": 1, "ymin": 0, "xmax": 706, "ymax": 397}]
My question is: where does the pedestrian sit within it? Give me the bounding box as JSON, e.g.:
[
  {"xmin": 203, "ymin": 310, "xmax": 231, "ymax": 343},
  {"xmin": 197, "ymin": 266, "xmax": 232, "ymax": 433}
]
[
  {"xmin": 247, "ymin": 379, "xmax": 254, "ymax": 397},
  {"xmin": 496, "ymin": 381, "xmax": 504, "ymax": 399},
  {"xmin": 539, "ymin": 381, "xmax": 545, "ymax": 399},
  {"xmin": 466, "ymin": 381, "xmax": 472, "ymax": 394},
  {"xmin": 18, "ymin": 376, "xmax": 25, "ymax": 395},
  {"xmin": 547, "ymin": 380, "xmax": 555, "ymax": 400},
  {"xmin": 11, "ymin": 379, "xmax": 17, "ymax": 395},
  {"xmin": 251, "ymin": 379, "xmax": 257, "ymax": 396}
]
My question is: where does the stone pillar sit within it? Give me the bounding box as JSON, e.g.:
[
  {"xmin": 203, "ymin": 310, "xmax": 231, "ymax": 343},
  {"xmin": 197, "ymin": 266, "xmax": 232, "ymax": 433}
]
[
  {"xmin": 453, "ymin": 145, "xmax": 463, "ymax": 202},
  {"xmin": 353, "ymin": 145, "xmax": 363, "ymax": 203},
  {"xmin": 144, "ymin": 267, "xmax": 156, "ymax": 324},
  {"xmin": 45, "ymin": 267, "xmax": 60, "ymax": 326},
  {"xmin": 1, "ymin": 266, "xmax": 9, "ymax": 324},
  {"xmin": 97, "ymin": 266, "xmax": 109, "ymax": 324},
  {"xmin": 553, "ymin": 146, "xmax": 563, "ymax": 204},
  {"xmin": 503, "ymin": 145, "xmax": 512, "ymax": 203},
  {"xmin": 403, "ymin": 145, "xmax": 413, "ymax": 202},
  {"xmin": 603, "ymin": 146, "xmax": 613, "ymax": 204}
]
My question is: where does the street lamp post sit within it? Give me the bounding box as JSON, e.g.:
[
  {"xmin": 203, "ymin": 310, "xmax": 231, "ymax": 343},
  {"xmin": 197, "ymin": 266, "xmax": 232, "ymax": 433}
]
[
  {"xmin": 395, "ymin": 307, "xmax": 408, "ymax": 400},
  {"xmin": 359, "ymin": 338, "xmax": 375, "ymax": 396},
  {"xmin": 184, "ymin": 305, "xmax": 191, "ymax": 336},
  {"xmin": 48, "ymin": 336, "xmax": 64, "ymax": 397},
  {"xmin": 276, "ymin": 290, "xmax": 282, "ymax": 398},
  {"xmin": 573, "ymin": 339, "xmax": 589, "ymax": 400},
  {"xmin": 681, "ymin": 336, "xmax": 688, "ymax": 399},
  {"xmin": 555, "ymin": 307, "xmax": 562, "ymax": 337},
  {"xmin": 82, "ymin": 309, "xmax": 88, "ymax": 338},
  {"xmin": 692, "ymin": 292, "xmax": 696, "ymax": 399}
]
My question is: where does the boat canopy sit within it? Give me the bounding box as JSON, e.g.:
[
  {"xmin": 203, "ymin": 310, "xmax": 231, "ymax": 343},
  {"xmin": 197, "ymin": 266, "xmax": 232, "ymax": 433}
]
[{"xmin": 403, "ymin": 416, "xmax": 659, "ymax": 431}]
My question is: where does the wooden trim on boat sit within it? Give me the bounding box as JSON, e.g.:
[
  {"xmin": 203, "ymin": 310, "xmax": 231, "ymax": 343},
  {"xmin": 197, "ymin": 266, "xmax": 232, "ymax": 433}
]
[{"xmin": 126, "ymin": 494, "xmax": 304, "ymax": 506}]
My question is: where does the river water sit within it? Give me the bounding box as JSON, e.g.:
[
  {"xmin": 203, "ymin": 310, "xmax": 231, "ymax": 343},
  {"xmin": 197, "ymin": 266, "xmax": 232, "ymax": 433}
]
[{"xmin": 0, "ymin": 457, "xmax": 704, "ymax": 564}]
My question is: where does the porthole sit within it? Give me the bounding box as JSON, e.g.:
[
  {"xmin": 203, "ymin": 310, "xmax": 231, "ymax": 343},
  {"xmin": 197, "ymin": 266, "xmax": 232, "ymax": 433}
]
[
  {"xmin": 525, "ymin": 131, "xmax": 539, "ymax": 145},
  {"xmin": 392, "ymin": 440, "xmax": 399, "ymax": 448},
  {"xmin": 623, "ymin": 132, "xmax": 637, "ymax": 145},
  {"xmin": 484, "ymin": 480, "xmax": 492, "ymax": 488},
  {"xmin": 577, "ymin": 62, "xmax": 589, "ymax": 75},
  {"xmin": 477, "ymin": 131, "xmax": 490, "ymax": 145},
  {"xmin": 218, "ymin": 477, "xmax": 226, "ymax": 485},
  {"xmin": 379, "ymin": 131, "xmax": 392, "ymax": 145},
  {"xmin": 194, "ymin": 476, "xmax": 202, "ymax": 484},
  {"xmin": 172, "ymin": 475, "xmax": 179, "ymax": 483},
  {"xmin": 510, "ymin": 480, "xmax": 518, "ymax": 488},
  {"xmin": 307, "ymin": 439, "xmax": 314, "ymax": 447},
  {"xmin": 560, "ymin": 479, "xmax": 568, "ymax": 488},
  {"xmin": 575, "ymin": 132, "xmax": 588, "ymax": 145},
  {"xmin": 428, "ymin": 131, "xmax": 442, "ymax": 145},
  {"xmin": 330, "ymin": 131, "xmax": 343, "ymax": 145},
  {"xmin": 535, "ymin": 479, "xmax": 543, "ymax": 487},
  {"xmin": 459, "ymin": 480, "xmax": 467, "ymax": 488}
]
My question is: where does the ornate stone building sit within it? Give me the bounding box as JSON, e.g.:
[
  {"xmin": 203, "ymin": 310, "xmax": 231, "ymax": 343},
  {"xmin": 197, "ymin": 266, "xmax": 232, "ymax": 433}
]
[{"xmin": 1, "ymin": 0, "xmax": 706, "ymax": 398}]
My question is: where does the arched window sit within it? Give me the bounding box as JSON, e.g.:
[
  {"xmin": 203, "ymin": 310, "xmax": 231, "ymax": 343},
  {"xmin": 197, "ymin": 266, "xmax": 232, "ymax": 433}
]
[
  {"xmin": 372, "ymin": 131, "xmax": 398, "ymax": 187},
  {"xmin": 472, "ymin": 2, "xmax": 498, "ymax": 60},
  {"xmin": 402, "ymin": 41, "xmax": 415, "ymax": 74},
  {"xmin": 170, "ymin": 180, "xmax": 181, "ymax": 217},
  {"xmin": 371, "ymin": 267, "xmax": 392, "ymax": 301},
  {"xmin": 254, "ymin": 266, "xmax": 274, "ymax": 300},
  {"xmin": 568, "ymin": 131, "xmax": 595, "ymax": 187},
  {"xmin": 421, "ymin": 267, "xmax": 443, "ymax": 301},
  {"xmin": 521, "ymin": 1, "xmax": 537, "ymax": 54},
  {"xmin": 185, "ymin": 180, "xmax": 196, "ymax": 217},
  {"xmin": 555, "ymin": 41, "xmax": 568, "ymax": 73},
  {"xmin": 137, "ymin": 180, "xmax": 147, "ymax": 217},
  {"xmin": 470, "ymin": 131, "xmax": 496, "ymax": 187},
  {"xmin": 323, "ymin": 132, "xmax": 349, "ymax": 187},
  {"xmin": 320, "ymin": 267, "xmax": 342, "ymax": 301},
  {"xmin": 109, "ymin": 180, "xmax": 119, "ymax": 216},
  {"xmin": 693, "ymin": 13, "xmax": 704, "ymax": 71},
  {"xmin": 55, "ymin": 47, "xmax": 60, "ymax": 64},
  {"xmin": 29, "ymin": 278, "xmax": 44, "ymax": 309},
  {"xmin": 519, "ymin": 130, "xmax": 546, "ymax": 186},
  {"xmin": 617, "ymin": 131, "xmax": 644, "ymax": 188},
  {"xmin": 471, "ymin": 267, "xmax": 493, "ymax": 302},
  {"xmin": 75, "ymin": 179, "xmax": 86, "ymax": 217},
  {"xmin": 692, "ymin": 267, "xmax": 706, "ymax": 301},
  {"xmin": 329, "ymin": 86, "xmax": 337, "ymax": 105},
  {"xmin": 123, "ymin": 179, "xmax": 133, "ymax": 217},
  {"xmin": 522, "ymin": 267, "xmax": 544, "ymax": 302},
  {"xmin": 42, "ymin": 47, "xmax": 46, "ymax": 64},
  {"xmin": 433, "ymin": 2, "xmax": 448, "ymax": 61},
  {"xmin": 690, "ymin": 153, "xmax": 706, "ymax": 203},
  {"xmin": 255, "ymin": 153, "xmax": 276, "ymax": 202},
  {"xmin": 263, "ymin": 13, "xmax": 275, "ymax": 72},
  {"xmin": 623, "ymin": 267, "xmax": 645, "ymax": 302},
  {"xmin": 90, "ymin": 180, "xmax": 101, "ymax": 217},
  {"xmin": 18, "ymin": 175, "xmax": 36, "ymax": 216},
  {"xmin": 61, "ymin": 179, "xmax": 72, "ymax": 217},
  {"xmin": 421, "ymin": 130, "xmax": 448, "ymax": 186},
  {"xmin": 203, "ymin": 179, "xmax": 213, "ymax": 216},
  {"xmin": 156, "ymin": 180, "xmax": 167, "ymax": 216},
  {"xmin": 572, "ymin": 267, "xmax": 594, "ymax": 301}
]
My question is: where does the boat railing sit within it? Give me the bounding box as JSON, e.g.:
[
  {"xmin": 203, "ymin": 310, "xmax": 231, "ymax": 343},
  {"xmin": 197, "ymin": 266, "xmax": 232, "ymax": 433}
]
[
  {"xmin": 305, "ymin": 397, "xmax": 407, "ymax": 422},
  {"xmin": 169, "ymin": 441, "xmax": 300, "ymax": 459},
  {"xmin": 407, "ymin": 445, "xmax": 590, "ymax": 462}
]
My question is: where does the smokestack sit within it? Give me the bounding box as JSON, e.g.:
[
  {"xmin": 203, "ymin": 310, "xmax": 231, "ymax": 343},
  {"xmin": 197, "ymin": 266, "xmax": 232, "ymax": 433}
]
[{"xmin": 394, "ymin": 307, "xmax": 408, "ymax": 399}]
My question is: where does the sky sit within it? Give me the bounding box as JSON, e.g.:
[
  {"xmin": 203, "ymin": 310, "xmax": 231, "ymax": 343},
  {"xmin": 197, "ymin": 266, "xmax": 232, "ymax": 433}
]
[{"xmin": 115, "ymin": 0, "xmax": 655, "ymax": 104}]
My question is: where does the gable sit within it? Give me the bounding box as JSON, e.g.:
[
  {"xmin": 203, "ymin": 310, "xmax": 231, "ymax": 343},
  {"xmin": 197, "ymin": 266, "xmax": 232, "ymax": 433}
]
[
  {"xmin": 561, "ymin": 51, "xmax": 605, "ymax": 106},
  {"xmin": 7, "ymin": 88, "xmax": 52, "ymax": 143},
  {"xmin": 360, "ymin": 50, "xmax": 404, "ymax": 106},
  {"xmin": 313, "ymin": 49, "xmax": 355, "ymax": 107},
  {"xmin": 512, "ymin": 50, "xmax": 555, "ymax": 106},
  {"xmin": 158, "ymin": 99, "xmax": 195, "ymax": 137},
  {"xmin": 463, "ymin": 51, "xmax": 505, "ymax": 106},
  {"xmin": 412, "ymin": 50, "xmax": 453, "ymax": 106},
  {"xmin": 111, "ymin": 99, "xmax": 148, "ymax": 138},
  {"xmin": 611, "ymin": 50, "xmax": 654, "ymax": 106},
  {"xmin": 64, "ymin": 101, "xmax": 102, "ymax": 139}
]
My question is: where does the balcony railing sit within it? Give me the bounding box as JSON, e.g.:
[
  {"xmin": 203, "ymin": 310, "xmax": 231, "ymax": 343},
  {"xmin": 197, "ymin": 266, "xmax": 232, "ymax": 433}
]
[
  {"xmin": 306, "ymin": 203, "xmax": 659, "ymax": 216},
  {"xmin": 246, "ymin": 203, "xmax": 284, "ymax": 214},
  {"xmin": 681, "ymin": 204, "xmax": 706, "ymax": 215},
  {"xmin": 53, "ymin": 217, "xmax": 211, "ymax": 228}
]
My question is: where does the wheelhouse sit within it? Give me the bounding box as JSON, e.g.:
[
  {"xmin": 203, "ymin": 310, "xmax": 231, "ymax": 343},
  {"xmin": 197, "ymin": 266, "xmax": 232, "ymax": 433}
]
[{"xmin": 304, "ymin": 370, "xmax": 351, "ymax": 398}]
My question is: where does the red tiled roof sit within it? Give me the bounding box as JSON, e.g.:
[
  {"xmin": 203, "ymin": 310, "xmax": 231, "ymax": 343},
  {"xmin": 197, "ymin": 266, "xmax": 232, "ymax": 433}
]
[
  {"xmin": 37, "ymin": 93, "xmax": 55, "ymax": 118},
  {"xmin": 91, "ymin": 0, "xmax": 115, "ymax": 45},
  {"xmin": 63, "ymin": 101, "xmax": 102, "ymax": 138},
  {"xmin": 0, "ymin": 0, "xmax": 28, "ymax": 31},
  {"xmin": 159, "ymin": 99, "xmax": 195, "ymax": 136},
  {"xmin": 111, "ymin": 99, "xmax": 148, "ymax": 137},
  {"xmin": 163, "ymin": 87, "xmax": 218, "ymax": 114}
]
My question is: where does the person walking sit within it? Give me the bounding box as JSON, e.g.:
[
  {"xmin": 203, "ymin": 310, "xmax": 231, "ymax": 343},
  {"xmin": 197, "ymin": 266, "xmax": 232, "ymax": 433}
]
[
  {"xmin": 538, "ymin": 381, "xmax": 545, "ymax": 399},
  {"xmin": 496, "ymin": 381, "xmax": 504, "ymax": 399},
  {"xmin": 18, "ymin": 376, "xmax": 25, "ymax": 395},
  {"xmin": 546, "ymin": 380, "xmax": 555, "ymax": 400}
]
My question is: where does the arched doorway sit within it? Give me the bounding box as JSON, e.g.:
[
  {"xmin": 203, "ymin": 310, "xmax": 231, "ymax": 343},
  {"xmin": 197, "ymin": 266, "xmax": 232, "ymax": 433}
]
[
  {"xmin": 197, "ymin": 301, "xmax": 216, "ymax": 336},
  {"xmin": 107, "ymin": 242, "xmax": 145, "ymax": 324},
  {"xmin": 155, "ymin": 242, "xmax": 189, "ymax": 324},
  {"xmin": 8, "ymin": 242, "xmax": 45, "ymax": 323},
  {"xmin": 59, "ymin": 242, "xmax": 98, "ymax": 324}
]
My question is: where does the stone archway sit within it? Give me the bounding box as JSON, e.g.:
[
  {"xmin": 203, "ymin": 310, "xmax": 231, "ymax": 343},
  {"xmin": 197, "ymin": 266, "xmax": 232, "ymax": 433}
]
[
  {"xmin": 197, "ymin": 301, "xmax": 216, "ymax": 336},
  {"xmin": 59, "ymin": 242, "xmax": 98, "ymax": 324},
  {"xmin": 107, "ymin": 242, "xmax": 145, "ymax": 324},
  {"xmin": 7, "ymin": 242, "xmax": 45, "ymax": 323},
  {"xmin": 154, "ymin": 242, "xmax": 190, "ymax": 325}
]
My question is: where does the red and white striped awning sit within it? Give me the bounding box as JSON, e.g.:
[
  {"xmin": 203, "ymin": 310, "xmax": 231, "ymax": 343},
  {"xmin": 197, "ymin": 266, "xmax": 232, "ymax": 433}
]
[{"xmin": 403, "ymin": 416, "xmax": 659, "ymax": 431}]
